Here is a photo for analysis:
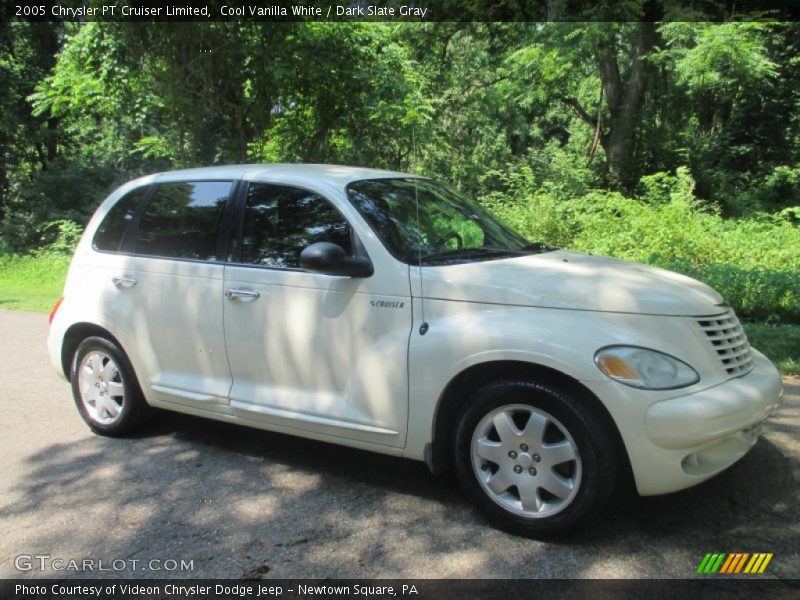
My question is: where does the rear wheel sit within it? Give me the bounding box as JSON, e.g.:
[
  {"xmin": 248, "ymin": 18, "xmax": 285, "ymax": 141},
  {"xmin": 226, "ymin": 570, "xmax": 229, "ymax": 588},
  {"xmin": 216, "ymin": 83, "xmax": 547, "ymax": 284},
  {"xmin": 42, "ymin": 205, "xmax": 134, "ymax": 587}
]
[
  {"xmin": 454, "ymin": 379, "xmax": 617, "ymax": 537},
  {"xmin": 71, "ymin": 336, "xmax": 150, "ymax": 436}
]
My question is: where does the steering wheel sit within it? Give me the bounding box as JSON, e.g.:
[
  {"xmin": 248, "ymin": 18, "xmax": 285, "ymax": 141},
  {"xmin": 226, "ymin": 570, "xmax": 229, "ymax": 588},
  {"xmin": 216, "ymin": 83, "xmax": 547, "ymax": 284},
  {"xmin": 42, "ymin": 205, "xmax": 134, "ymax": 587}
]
[{"xmin": 433, "ymin": 231, "xmax": 463, "ymax": 250}]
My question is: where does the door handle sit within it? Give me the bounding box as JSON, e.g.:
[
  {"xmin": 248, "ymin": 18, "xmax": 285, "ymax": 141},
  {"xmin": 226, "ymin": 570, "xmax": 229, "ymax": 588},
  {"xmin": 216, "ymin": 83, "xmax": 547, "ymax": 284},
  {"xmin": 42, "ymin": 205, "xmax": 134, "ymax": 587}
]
[
  {"xmin": 111, "ymin": 275, "xmax": 137, "ymax": 289},
  {"xmin": 225, "ymin": 288, "xmax": 260, "ymax": 301}
]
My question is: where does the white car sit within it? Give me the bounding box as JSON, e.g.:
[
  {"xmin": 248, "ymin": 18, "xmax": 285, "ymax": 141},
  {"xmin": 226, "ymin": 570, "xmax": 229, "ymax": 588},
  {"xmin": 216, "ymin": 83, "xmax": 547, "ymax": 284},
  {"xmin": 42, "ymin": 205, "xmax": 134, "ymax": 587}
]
[{"xmin": 48, "ymin": 164, "xmax": 783, "ymax": 536}]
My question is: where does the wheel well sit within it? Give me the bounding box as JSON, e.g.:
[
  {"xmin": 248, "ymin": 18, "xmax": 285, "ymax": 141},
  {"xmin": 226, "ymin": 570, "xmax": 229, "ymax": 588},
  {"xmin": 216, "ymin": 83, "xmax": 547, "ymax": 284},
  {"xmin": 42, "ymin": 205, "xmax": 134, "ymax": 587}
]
[
  {"xmin": 426, "ymin": 360, "xmax": 632, "ymax": 483},
  {"xmin": 61, "ymin": 323, "xmax": 124, "ymax": 381}
]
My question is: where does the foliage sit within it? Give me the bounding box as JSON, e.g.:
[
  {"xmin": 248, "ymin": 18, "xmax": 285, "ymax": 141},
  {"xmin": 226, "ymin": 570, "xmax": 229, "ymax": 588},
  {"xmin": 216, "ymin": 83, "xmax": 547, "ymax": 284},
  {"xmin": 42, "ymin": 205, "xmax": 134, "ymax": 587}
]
[
  {"xmin": 744, "ymin": 324, "xmax": 800, "ymax": 377},
  {"xmin": 484, "ymin": 168, "xmax": 800, "ymax": 323},
  {"xmin": 0, "ymin": 20, "xmax": 798, "ymax": 374},
  {"xmin": 3, "ymin": 21, "xmax": 800, "ymax": 231},
  {"xmin": 0, "ymin": 216, "xmax": 80, "ymax": 312},
  {"xmin": 671, "ymin": 263, "xmax": 799, "ymax": 324},
  {"xmin": 1, "ymin": 158, "xmax": 126, "ymax": 251},
  {"xmin": 745, "ymin": 166, "xmax": 800, "ymax": 213},
  {"xmin": 34, "ymin": 219, "xmax": 82, "ymax": 255}
]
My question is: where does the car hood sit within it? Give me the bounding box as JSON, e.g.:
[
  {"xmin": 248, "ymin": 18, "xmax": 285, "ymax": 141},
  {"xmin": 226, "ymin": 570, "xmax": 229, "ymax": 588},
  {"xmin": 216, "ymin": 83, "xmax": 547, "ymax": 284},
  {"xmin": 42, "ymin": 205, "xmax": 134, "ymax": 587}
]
[{"xmin": 419, "ymin": 249, "xmax": 724, "ymax": 316}]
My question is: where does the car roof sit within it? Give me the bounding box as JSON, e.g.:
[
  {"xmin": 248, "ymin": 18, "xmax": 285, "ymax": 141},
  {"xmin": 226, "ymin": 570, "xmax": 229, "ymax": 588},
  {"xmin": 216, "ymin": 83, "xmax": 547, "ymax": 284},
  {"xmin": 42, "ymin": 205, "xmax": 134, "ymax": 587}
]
[{"xmin": 153, "ymin": 163, "xmax": 418, "ymax": 186}]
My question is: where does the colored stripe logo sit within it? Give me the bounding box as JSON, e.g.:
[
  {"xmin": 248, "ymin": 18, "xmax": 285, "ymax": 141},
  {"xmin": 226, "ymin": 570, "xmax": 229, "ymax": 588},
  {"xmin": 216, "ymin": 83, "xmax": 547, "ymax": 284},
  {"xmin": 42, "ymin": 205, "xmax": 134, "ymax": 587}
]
[{"xmin": 697, "ymin": 553, "xmax": 773, "ymax": 574}]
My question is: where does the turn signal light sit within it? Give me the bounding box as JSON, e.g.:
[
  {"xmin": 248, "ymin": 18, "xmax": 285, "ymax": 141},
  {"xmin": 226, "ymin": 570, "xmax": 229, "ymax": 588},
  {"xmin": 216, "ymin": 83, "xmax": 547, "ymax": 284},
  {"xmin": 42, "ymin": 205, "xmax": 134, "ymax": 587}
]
[{"xmin": 596, "ymin": 354, "xmax": 640, "ymax": 380}]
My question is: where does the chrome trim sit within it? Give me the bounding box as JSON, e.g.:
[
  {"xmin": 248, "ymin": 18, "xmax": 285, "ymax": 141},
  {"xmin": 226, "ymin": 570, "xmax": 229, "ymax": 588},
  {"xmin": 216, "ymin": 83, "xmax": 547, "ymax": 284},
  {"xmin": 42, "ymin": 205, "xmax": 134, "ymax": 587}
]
[
  {"xmin": 111, "ymin": 275, "xmax": 137, "ymax": 288},
  {"xmin": 225, "ymin": 288, "xmax": 261, "ymax": 300},
  {"xmin": 696, "ymin": 310, "xmax": 754, "ymax": 376}
]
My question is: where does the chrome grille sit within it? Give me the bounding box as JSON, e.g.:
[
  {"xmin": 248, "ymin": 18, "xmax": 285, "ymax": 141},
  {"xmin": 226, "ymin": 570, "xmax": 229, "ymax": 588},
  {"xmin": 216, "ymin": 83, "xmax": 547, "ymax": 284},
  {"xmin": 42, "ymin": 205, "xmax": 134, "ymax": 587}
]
[{"xmin": 697, "ymin": 310, "xmax": 753, "ymax": 376}]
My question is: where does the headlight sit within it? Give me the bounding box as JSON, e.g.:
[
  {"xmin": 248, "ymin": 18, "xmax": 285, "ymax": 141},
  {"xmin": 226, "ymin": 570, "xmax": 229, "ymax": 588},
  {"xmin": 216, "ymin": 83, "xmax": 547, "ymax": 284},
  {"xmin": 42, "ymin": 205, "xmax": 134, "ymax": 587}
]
[{"xmin": 594, "ymin": 346, "xmax": 699, "ymax": 390}]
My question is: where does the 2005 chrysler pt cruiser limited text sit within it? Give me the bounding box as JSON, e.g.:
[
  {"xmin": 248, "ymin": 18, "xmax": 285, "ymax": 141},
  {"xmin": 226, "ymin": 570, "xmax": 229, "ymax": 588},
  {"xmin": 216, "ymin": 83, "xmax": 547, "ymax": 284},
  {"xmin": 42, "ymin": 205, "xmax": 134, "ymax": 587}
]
[{"xmin": 47, "ymin": 164, "xmax": 783, "ymax": 536}]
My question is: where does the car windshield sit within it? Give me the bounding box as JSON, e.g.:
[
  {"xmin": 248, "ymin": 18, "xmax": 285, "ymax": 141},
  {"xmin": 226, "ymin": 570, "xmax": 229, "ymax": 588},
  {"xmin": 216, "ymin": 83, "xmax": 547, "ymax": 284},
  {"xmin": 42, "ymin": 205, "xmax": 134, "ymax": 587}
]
[{"xmin": 346, "ymin": 178, "xmax": 550, "ymax": 264}]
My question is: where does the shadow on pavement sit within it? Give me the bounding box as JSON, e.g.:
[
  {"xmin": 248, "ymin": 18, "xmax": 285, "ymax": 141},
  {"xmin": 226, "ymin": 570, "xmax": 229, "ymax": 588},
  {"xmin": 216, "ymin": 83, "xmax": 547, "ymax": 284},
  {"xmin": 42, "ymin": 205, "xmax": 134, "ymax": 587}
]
[{"xmin": 2, "ymin": 383, "xmax": 798, "ymax": 579}]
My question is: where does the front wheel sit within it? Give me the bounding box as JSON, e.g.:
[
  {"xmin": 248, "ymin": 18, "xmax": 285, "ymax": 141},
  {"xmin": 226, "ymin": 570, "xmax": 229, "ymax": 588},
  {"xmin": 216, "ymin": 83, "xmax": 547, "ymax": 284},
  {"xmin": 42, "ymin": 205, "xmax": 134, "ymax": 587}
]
[{"xmin": 453, "ymin": 380, "xmax": 618, "ymax": 537}]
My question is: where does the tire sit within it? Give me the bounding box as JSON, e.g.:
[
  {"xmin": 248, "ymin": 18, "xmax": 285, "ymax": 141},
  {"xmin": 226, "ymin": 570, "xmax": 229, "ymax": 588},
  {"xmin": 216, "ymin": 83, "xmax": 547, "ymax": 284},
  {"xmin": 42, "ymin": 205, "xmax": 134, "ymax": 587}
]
[
  {"xmin": 70, "ymin": 336, "xmax": 151, "ymax": 436},
  {"xmin": 453, "ymin": 379, "xmax": 618, "ymax": 537}
]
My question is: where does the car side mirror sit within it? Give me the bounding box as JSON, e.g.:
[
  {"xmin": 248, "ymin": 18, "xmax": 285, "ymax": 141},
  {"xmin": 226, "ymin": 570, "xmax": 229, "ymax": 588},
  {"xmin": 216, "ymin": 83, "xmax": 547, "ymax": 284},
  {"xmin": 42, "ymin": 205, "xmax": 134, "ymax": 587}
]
[{"xmin": 299, "ymin": 242, "xmax": 374, "ymax": 278}]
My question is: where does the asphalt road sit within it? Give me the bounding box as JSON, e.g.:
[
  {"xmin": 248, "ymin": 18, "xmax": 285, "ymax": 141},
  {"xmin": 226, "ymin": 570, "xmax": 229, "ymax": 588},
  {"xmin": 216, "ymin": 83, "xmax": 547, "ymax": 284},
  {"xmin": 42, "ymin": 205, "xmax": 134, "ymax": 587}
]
[{"xmin": 0, "ymin": 309, "xmax": 798, "ymax": 580}]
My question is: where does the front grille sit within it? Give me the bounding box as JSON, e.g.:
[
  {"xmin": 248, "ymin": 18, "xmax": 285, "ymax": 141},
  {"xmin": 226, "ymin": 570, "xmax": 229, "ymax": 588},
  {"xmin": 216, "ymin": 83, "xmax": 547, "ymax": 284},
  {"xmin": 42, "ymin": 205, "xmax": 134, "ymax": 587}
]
[{"xmin": 697, "ymin": 310, "xmax": 753, "ymax": 376}]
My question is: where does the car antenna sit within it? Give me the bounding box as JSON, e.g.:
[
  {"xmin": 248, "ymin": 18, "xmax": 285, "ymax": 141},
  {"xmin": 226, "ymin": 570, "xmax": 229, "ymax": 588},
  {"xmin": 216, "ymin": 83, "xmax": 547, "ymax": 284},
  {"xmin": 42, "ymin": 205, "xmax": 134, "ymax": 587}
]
[{"xmin": 413, "ymin": 126, "xmax": 429, "ymax": 336}]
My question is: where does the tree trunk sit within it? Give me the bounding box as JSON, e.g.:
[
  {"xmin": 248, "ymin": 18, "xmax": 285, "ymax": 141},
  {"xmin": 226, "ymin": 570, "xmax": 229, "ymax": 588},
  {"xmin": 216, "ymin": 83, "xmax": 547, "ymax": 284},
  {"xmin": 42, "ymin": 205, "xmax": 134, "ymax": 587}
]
[
  {"xmin": 0, "ymin": 131, "xmax": 8, "ymax": 220},
  {"xmin": 46, "ymin": 116, "xmax": 58, "ymax": 162},
  {"xmin": 38, "ymin": 24, "xmax": 62, "ymax": 166},
  {"xmin": 560, "ymin": 22, "xmax": 659, "ymax": 188},
  {"xmin": 594, "ymin": 22, "xmax": 658, "ymax": 186}
]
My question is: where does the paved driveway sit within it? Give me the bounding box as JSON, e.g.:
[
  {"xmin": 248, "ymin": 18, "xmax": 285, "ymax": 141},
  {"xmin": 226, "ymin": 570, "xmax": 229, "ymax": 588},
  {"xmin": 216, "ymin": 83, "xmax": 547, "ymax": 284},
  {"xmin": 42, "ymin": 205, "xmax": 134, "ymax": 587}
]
[{"xmin": 0, "ymin": 310, "xmax": 797, "ymax": 579}]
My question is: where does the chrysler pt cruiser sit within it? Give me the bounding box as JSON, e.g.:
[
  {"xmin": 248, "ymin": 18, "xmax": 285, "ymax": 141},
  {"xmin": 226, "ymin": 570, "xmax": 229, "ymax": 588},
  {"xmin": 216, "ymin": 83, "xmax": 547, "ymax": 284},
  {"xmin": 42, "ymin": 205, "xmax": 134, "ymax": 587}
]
[{"xmin": 47, "ymin": 164, "xmax": 783, "ymax": 536}]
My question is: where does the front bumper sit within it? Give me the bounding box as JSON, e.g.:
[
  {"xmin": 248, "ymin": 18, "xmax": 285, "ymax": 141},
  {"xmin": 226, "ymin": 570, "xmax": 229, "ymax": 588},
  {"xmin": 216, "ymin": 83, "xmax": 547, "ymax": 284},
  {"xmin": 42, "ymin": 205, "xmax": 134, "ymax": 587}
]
[
  {"xmin": 590, "ymin": 349, "xmax": 783, "ymax": 496},
  {"xmin": 645, "ymin": 350, "xmax": 781, "ymax": 451}
]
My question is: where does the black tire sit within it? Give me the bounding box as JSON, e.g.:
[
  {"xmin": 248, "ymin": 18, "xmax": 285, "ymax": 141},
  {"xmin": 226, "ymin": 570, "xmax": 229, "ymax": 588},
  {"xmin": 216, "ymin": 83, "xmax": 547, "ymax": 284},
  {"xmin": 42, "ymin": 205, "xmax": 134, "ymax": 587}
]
[
  {"xmin": 453, "ymin": 379, "xmax": 618, "ymax": 537},
  {"xmin": 70, "ymin": 336, "xmax": 151, "ymax": 436}
]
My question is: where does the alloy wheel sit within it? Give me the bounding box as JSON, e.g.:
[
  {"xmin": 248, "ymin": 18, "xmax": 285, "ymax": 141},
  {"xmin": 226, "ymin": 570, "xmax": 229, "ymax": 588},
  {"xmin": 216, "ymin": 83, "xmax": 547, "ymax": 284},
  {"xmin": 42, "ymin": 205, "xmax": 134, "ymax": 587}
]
[
  {"xmin": 77, "ymin": 351, "xmax": 125, "ymax": 425},
  {"xmin": 470, "ymin": 404, "xmax": 582, "ymax": 518}
]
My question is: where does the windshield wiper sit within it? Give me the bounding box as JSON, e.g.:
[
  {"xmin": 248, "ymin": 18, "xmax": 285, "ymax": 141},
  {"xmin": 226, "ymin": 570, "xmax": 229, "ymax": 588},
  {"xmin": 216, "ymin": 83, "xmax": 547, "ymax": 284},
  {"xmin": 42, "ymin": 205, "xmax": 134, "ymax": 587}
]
[
  {"xmin": 420, "ymin": 242, "xmax": 556, "ymax": 264},
  {"xmin": 519, "ymin": 242, "xmax": 556, "ymax": 253},
  {"xmin": 420, "ymin": 247, "xmax": 518, "ymax": 264}
]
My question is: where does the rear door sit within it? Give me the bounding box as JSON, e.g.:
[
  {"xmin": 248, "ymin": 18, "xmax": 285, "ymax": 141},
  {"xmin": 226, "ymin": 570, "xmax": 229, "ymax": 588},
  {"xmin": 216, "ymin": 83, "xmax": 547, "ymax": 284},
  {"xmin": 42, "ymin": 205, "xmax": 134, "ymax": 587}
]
[
  {"xmin": 106, "ymin": 180, "xmax": 236, "ymax": 412},
  {"xmin": 222, "ymin": 181, "xmax": 412, "ymax": 447}
]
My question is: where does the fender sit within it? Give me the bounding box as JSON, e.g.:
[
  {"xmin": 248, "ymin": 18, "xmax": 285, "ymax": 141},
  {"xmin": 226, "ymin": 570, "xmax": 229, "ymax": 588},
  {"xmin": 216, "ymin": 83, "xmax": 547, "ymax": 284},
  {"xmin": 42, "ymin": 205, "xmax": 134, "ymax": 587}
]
[{"xmin": 404, "ymin": 300, "xmax": 614, "ymax": 461}]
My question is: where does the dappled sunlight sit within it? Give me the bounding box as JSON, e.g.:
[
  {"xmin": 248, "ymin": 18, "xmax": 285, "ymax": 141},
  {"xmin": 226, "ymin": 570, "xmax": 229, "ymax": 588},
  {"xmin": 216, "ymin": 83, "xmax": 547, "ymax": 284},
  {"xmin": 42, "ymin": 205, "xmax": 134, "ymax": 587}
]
[
  {"xmin": 172, "ymin": 448, "xmax": 202, "ymax": 462},
  {"xmin": 0, "ymin": 380, "xmax": 797, "ymax": 578},
  {"xmin": 110, "ymin": 253, "xmax": 232, "ymax": 407},
  {"xmin": 761, "ymin": 429, "xmax": 799, "ymax": 451},
  {"xmin": 582, "ymin": 560, "xmax": 642, "ymax": 578},
  {"xmin": 422, "ymin": 250, "xmax": 723, "ymax": 316},
  {"xmin": 222, "ymin": 261, "xmax": 409, "ymax": 447},
  {"xmin": 228, "ymin": 497, "xmax": 281, "ymax": 523}
]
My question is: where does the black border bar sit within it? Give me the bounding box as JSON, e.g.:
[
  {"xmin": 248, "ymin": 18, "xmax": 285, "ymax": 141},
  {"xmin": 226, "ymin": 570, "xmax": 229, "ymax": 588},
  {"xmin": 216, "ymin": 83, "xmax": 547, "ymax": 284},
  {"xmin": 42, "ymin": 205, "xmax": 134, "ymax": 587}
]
[
  {"xmin": 2, "ymin": 579, "xmax": 800, "ymax": 600},
  {"xmin": 4, "ymin": 0, "xmax": 800, "ymax": 23}
]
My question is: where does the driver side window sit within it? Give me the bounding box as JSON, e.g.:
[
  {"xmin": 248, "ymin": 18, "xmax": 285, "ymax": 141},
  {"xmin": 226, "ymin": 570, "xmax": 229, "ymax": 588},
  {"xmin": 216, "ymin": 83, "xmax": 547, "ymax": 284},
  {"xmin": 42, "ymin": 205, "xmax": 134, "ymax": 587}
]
[{"xmin": 240, "ymin": 183, "xmax": 352, "ymax": 269}]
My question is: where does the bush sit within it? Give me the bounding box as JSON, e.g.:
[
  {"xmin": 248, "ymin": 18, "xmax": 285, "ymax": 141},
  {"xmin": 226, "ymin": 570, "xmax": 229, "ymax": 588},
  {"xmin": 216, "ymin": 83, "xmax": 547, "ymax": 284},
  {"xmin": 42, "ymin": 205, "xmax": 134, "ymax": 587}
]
[
  {"xmin": 482, "ymin": 166, "xmax": 800, "ymax": 322},
  {"xmin": 35, "ymin": 219, "xmax": 83, "ymax": 255},
  {"xmin": 750, "ymin": 165, "xmax": 800, "ymax": 212},
  {"xmin": 665, "ymin": 262, "xmax": 800, "ymax": 324},
  {"xmin": 0, "ymin": 158, "xmax": 126, "ymax": 252},
  {"xmin": 744, "ymin": 323, "xmax": 800, "ymax": 376}
]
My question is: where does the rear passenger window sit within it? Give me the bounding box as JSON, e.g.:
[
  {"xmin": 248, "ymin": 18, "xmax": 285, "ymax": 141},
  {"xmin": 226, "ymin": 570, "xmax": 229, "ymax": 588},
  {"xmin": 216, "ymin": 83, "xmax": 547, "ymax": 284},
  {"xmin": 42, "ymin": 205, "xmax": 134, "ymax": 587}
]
[
  {"xmin": 93, "ymin": 187, "xmax": 148, "ymax": 252},
  {"xmin": 134, "ymin": 181, "xmax": 232, "ymax": 261},
  {"xmin": 240, "ymin": 183, "xmax": 352, "ymax": 269}
]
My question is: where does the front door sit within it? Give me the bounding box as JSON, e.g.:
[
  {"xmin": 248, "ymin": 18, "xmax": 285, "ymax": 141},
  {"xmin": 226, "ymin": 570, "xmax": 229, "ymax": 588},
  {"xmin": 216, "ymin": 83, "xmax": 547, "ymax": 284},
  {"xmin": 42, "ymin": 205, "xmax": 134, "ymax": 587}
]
[{"xmin": 223, "ymin": 182, "xmax": 411, "ymax": 447}]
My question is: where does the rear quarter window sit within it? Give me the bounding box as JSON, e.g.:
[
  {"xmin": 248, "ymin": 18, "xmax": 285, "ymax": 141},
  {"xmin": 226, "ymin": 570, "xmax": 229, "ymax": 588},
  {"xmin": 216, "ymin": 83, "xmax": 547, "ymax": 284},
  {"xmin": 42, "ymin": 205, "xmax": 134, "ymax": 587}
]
[{"xmin": 92, "ymin": 186, "xmax": 149, "ymax": 253}]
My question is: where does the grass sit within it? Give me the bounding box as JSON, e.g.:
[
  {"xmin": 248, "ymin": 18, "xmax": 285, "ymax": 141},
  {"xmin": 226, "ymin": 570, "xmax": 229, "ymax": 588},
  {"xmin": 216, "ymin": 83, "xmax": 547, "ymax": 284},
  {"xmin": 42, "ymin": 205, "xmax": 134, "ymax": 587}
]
[
  {"xmin": 0, "ymin": 253, "xmax": 70, "ymax": 313},
  {"xmin": 1, "ymin": 253, "xmax": 797, "ymax": 375},
  {"xmin": 743, "ymin": 323, "xmax": 800, "ymax": 377}
]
